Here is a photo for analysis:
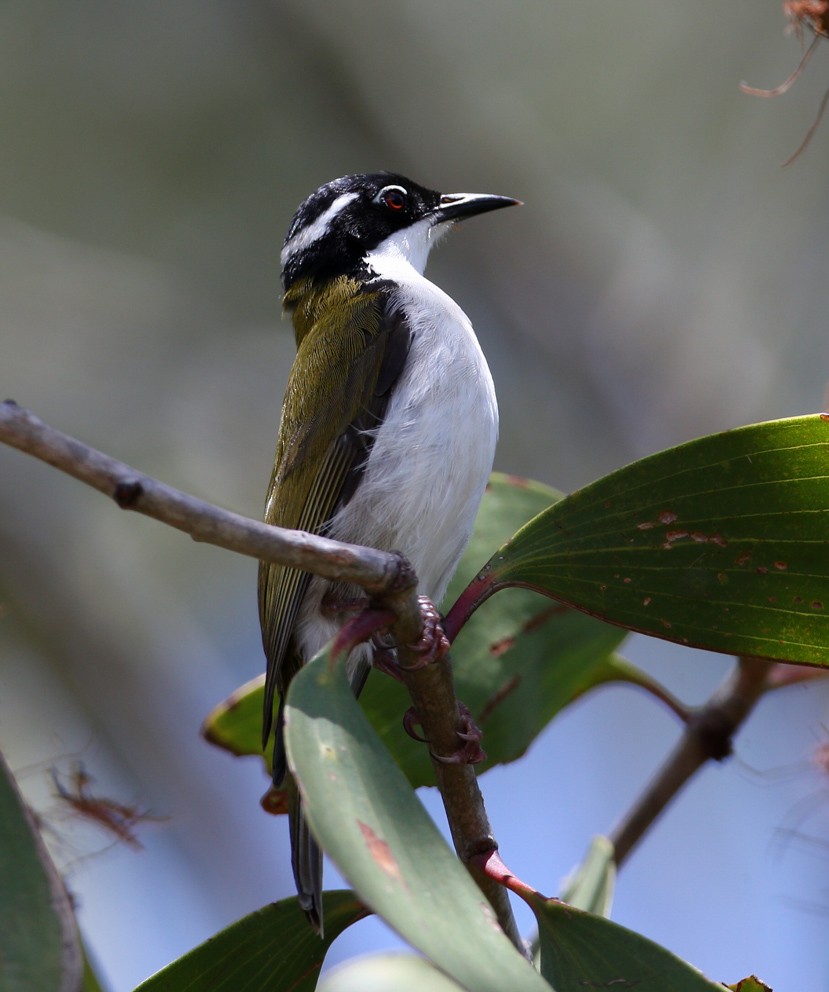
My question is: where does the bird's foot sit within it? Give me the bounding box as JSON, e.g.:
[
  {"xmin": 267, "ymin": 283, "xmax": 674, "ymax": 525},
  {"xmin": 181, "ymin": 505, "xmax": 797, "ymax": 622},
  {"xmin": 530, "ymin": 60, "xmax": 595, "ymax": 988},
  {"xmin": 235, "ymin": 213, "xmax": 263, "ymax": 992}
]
[
  {"xmin": 403, "ymin": 595, "xmax": 450, "ymax": 670},
  {"xmin": 370, "ymin": 596, "xmax": 449, "ymax": 678},
  {"xmin": 403, "ymin": 702, "xmax": 487, "ymax": 765}
]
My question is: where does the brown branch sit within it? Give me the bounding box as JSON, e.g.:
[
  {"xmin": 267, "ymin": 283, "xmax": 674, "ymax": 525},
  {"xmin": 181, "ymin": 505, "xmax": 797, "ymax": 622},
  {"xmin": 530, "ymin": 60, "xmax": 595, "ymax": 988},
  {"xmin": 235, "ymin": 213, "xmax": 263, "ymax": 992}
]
[
  {"xmin": 609, "ymin": 656, "xmax": 773, "ymax": 867},
  {"xmin": 0, "ymin": 400, "xmax": 524, "ymax": 951},
  {"xmin": 391, "ymin": 622, "xmax": 526, "ymax": 954},
  {"xmin": 0, "ymin": 400, "xmax": 410, "ymax": 595}
]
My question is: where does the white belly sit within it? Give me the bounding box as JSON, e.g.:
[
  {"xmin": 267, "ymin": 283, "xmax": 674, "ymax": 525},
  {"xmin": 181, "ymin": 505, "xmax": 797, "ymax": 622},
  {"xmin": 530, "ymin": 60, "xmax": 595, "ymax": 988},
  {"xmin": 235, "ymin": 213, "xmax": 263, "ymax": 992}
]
[{"xmin": 297, "ymin": 259, "xmax": 498, "ymax": 661}]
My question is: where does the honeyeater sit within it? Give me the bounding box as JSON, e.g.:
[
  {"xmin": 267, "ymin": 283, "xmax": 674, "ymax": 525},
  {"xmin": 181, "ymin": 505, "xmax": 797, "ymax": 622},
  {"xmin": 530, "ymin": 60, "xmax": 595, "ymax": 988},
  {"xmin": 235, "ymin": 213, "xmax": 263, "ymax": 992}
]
[{"xmin": 258, "ymin": 172, "xmax": 519, "ymax": 930}]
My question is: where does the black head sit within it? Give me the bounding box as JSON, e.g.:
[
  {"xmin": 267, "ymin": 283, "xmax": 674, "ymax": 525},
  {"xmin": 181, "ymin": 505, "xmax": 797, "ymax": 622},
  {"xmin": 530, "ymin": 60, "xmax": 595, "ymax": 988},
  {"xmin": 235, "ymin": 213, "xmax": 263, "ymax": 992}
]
[{"xmin": 280, "ymin": 172, "xmax": 519, "ymax": 290}]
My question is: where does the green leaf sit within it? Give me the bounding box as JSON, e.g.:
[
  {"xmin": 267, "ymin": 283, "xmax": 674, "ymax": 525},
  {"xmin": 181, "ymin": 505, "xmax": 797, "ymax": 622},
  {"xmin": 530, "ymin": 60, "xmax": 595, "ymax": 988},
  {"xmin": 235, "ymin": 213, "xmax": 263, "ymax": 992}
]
[
  {"xmin": 204, "ymin": 474, "xmax": 654, "ymax": 788},
  {"xmin": 285, "ymin": 646, "xmax": 551, "ymax": 992},
  {"xmin": 485, "ymin": 416, "xmax": 829, "ymax": 665},
  {"xmin": 133, "ymin": 891, "xmax": 367, "ymax": 992},
  {"xmin": 201, "ymin": 674, "xmax": 270, "ymax": 768},
  {"xmin": 318, "ymin": 954, "xmax": 467, "ymax": 992},
  {"xmin": 0, "ymin": 751, "xmax": 82, "ymax": 992},
  {"xmin": 558, "ymin": 835, "xmax": 615, "ymax": 916},
  {"xmin": 527, "ymin": 896, "xmax": 726, "ymax": 992},
  {"xmin": 362, "ymin": 474, "xmax": 665, "ymax": 783}
]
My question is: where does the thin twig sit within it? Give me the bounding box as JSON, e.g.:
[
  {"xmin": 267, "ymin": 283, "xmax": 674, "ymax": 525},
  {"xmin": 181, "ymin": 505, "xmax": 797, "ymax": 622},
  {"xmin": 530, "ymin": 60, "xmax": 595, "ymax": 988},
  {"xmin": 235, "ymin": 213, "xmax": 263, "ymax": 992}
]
[
  {"xmin": 394, "ymin": 626, "xmax": 527, "ymax": 953},
  {"xmin": 782, "ymin": 82, "xmax": 829, "ymax": 165},
  {"xmin": 0, "ymin": 400, "xmax": 410, "ymax": 595},
  {"xmin": 609, "ymin": 657, "xmax": 773, "ymax": 867},
  {"xmin": 739, "ymin": 33, "xmax": 821, "ymax": 97}
]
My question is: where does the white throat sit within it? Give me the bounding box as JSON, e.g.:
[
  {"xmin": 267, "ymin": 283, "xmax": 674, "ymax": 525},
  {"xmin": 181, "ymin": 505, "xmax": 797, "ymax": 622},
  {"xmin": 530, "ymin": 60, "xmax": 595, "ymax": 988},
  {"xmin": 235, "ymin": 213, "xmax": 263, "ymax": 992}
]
[{"xmin": 367, "ymin": 218, "xmax": 450, "ymax": 276}]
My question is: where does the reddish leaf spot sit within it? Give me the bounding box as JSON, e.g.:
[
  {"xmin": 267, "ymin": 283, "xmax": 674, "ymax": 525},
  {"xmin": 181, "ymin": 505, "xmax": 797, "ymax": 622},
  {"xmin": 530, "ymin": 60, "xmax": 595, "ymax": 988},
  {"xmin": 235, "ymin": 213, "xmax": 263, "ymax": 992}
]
[
  {"xmin": 504, "ymin": 474, "xmax": 530, "ymax": 488},
  {"xmin": 756, "ymin": 566, "xmax": 769, "ymax": 575},
  {"xmin": 637, "ymin": 520, "xmax": 656, "ymax": 530},
  {"xmin": 479, "ymin": 675, "xmax": 521, "ymax": 723},
  {"xmin": 812, "ymin": 600, "xmax": 824, "ymax": 610},
  {"xmin": 357, "ymin": 821, "xmax": 403, "ymax": 882},
  {"xmin": 489, "ymin": 634, "xmax": 515, "ymax": 657},
  {"xmin": 774, "ymin": 561, "xmax": 789, "ymax": 571},
  {"xmin": 523, "ymin": 603, "xmax": 569, "ymax": 634},
  {"xmin": 658, "ymin": 510, "xmax": 679, "ymax": 525},
  {"xmin": 642, "ymin": 596, "xmax": 652, "ymax": 606},
  {"xmin": 735, "ymin": 551, "xmax": 752, "ymax": 566},
  {"xmin": 662, "ymin": 530, "xmax": 689, "ymax": 549}
]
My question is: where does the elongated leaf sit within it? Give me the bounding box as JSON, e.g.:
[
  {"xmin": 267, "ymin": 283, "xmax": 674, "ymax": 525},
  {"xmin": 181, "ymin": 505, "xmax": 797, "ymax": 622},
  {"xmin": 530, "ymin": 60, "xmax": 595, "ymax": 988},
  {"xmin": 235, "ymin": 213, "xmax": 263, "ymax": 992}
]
[
  {"xmin": 558, "ymin": 835, "xmax": 615, "ymax": 916},
  {"xmin": 285, "ymin": 646, "xmax": 551, "ymax": 992},
  {"xmin": 0, "ymin": 752, "xmax": 82, "ymax": 992},
  {"xmin": 133, "ymin": 891, "xmax": 367, "ymax": 992},
  {"xmin": 205, "ymin": 476, "xmax": 669, "ymax": 788},
  {"xmin": 201, "ymin": 674, "xmax": 270, "ymax": 770},
  {"xmin": 528, "ymin": 896, "xmax": 726, "ymax": 992},
  {"xmin": 484, "ymin": 416, "xmax": 829, "ymax": 665},
  {"xmin": 361, "ymin": 474, "xmax": 644, "ymax": 783}
]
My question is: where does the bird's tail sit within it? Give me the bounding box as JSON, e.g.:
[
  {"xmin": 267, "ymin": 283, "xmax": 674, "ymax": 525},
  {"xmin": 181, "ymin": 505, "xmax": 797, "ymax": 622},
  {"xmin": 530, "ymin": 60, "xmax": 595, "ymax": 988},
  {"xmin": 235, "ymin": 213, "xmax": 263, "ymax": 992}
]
[{"xmin": 287, "ymin": 775, "xmax": 324, "ymax": 934}]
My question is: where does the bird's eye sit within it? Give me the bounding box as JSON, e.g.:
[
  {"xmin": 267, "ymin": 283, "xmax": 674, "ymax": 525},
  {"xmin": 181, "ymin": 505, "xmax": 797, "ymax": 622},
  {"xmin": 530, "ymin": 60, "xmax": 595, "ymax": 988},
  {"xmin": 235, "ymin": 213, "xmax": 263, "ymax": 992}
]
[{"xmin": 375, "ymin": 185, "xmax": 408, "ymax": 211}]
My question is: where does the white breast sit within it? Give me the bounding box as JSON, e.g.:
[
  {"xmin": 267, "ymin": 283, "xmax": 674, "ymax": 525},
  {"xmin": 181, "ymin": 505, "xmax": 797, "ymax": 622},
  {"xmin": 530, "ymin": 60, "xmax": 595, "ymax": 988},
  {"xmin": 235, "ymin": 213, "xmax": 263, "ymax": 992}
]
[
  {"xmin": 328, "ymin": 247, "xmax": 498, "ymax": 603},
  {"xmin": 295, "ymin": 228, "xmax": 498, "ymax": 665}
]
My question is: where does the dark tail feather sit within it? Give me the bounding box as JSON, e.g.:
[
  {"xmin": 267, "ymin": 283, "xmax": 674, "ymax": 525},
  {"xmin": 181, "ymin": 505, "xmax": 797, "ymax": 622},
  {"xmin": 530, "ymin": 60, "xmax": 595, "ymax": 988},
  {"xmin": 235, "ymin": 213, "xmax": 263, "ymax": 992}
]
[{"xmin": 287, "ymin": 776, "xmax": 323, "ymax": 934}]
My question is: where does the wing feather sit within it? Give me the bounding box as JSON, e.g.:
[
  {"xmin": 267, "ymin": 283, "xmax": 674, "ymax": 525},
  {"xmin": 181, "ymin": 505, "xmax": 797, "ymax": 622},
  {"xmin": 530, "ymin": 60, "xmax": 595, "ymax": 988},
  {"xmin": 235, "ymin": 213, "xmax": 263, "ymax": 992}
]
[{"xmin": 258, "ymin": 282, "xmax": 411, "ymax": 747}]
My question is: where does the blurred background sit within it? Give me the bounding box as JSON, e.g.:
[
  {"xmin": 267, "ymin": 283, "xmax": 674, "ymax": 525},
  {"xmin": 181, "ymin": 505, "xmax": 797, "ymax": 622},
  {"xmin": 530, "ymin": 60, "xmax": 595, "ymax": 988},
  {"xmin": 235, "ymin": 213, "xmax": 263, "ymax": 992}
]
[{"xmin": 1, "ymin": 1, "xmax": 828, "ymax": 988}]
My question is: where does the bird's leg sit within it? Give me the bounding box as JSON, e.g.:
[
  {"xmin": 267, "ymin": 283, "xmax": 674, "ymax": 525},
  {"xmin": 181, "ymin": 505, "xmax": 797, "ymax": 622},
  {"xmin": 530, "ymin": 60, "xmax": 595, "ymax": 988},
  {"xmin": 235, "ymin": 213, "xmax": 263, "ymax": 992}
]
[
  {"xmin": 403, "ymin": 701, "xmax": 486, "ymax": 764},
  {"xmin": 369, "ymin": 594, "xmax": 449, "ymax": 677},
  {"xmin": 404, "ymin": 595, "xmax": 450, "ymax": 669},
  {"xmin": 432, "ymin": 702, "xmax": 486, "ymax": 765},
  {"xmin": 399, "ymin": 596, "xmax": 486, "ymax": 764}
]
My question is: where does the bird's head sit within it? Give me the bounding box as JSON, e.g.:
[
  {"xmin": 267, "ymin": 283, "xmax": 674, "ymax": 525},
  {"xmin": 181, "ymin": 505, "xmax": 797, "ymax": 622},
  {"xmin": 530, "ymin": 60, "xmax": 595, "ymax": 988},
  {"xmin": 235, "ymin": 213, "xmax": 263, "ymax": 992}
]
[{"xmin": 280, "ymin": 172, "xmax": 519, "ymax": 290}]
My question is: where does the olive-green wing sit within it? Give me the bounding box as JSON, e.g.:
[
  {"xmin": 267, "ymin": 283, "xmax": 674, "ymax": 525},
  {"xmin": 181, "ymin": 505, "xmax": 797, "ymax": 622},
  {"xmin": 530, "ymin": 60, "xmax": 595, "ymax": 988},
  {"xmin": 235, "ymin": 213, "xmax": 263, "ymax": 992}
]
[{"xmin": 258, "ymin": 286, "xmax": 411, "ymax": 747}]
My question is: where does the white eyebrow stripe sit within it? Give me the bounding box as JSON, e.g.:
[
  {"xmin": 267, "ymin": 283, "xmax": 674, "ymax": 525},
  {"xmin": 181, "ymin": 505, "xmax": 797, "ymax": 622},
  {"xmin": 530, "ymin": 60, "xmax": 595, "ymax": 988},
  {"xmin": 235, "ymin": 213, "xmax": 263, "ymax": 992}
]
[{"xmin": 280, "ymin": 192, "xmax": 360, "ymax": 268}]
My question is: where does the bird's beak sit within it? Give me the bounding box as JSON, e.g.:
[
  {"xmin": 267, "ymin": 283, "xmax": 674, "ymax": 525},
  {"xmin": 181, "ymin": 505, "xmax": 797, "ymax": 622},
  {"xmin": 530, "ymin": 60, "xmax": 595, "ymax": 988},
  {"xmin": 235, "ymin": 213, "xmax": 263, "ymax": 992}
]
[{"xmin": 431, "ymin": 192, "xmax": 522, "ymax": 225}]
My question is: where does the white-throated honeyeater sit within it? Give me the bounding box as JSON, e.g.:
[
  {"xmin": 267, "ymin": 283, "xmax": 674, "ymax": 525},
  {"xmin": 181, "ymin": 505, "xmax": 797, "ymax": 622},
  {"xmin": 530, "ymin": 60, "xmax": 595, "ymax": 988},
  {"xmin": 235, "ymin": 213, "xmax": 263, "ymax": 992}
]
[{"xmin": 259, "ymin": 172, "xmax": 519, "ymax": 931}]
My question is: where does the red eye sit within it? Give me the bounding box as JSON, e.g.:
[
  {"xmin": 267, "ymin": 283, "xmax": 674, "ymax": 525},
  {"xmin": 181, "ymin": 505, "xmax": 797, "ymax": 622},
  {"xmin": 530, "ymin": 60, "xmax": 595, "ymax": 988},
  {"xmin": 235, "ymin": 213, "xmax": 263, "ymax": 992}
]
[{"xmin": 379, "ymin": 186, "xmax": 407, "ymax": 211}]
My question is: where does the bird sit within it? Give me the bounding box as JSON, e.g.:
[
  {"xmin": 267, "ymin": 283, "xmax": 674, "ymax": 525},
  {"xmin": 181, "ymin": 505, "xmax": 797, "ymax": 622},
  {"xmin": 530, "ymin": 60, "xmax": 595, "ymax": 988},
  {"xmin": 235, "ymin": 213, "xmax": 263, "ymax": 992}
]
[{"xmin": 258, "ymin": 172, "xmax": 519, "ymax": 931}]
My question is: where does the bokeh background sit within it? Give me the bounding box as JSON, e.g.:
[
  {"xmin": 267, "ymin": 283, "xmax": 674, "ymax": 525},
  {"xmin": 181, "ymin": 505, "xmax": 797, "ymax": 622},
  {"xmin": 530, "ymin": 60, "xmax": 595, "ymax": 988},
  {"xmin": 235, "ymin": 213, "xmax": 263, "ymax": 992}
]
[{"xmin": 2, "ymin": 2, "xmax": 828, "ymax": 988}]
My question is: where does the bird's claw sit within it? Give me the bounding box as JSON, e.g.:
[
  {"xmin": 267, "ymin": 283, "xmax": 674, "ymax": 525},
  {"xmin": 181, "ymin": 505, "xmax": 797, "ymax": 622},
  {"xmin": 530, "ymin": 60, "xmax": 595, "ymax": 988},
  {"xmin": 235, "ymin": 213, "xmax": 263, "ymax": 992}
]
[
  {"xmin": 403, "ymin": 702, "xmax": 486, "ymax": 765},
  {"xmin": 403, "ymin": 595, "xmax": 450, "ymax": 670},
  {"xmin": 403, "ymin": 707, "xmax": 429, "ymax": 742}
]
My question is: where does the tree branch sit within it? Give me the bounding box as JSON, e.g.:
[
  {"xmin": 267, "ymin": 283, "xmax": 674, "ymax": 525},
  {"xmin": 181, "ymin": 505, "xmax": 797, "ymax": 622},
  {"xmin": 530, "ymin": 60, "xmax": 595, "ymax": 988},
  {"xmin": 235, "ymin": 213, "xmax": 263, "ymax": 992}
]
[
  {"xmin": 0, "ymin": 400, "xmax": 411, "ymax": 595},
  {"xmin": 609, "ymin": 656, "xmax": 773, "ymax": 867},
  {"xmin": 0, "ymin": 400, "xmax": 524, "ymax": 950}
]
